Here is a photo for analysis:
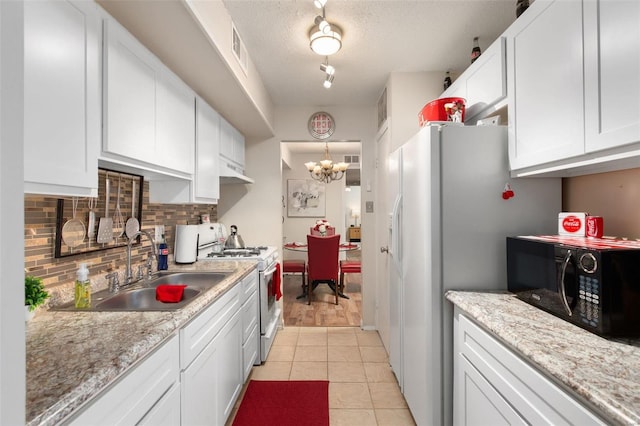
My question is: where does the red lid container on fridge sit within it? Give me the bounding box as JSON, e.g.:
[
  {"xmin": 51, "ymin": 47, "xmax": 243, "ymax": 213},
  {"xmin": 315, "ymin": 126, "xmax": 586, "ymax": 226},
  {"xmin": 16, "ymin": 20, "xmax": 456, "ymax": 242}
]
[{"xmin": 418, "ymin": 97, "xmax": 466, "ymax": 127}]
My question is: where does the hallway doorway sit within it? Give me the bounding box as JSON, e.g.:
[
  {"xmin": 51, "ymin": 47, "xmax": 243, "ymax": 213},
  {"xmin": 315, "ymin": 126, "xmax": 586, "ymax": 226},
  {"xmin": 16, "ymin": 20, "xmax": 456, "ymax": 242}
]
[{"xmin": 281, "ymin": 141, "xmax": 362, "ymax": 327}]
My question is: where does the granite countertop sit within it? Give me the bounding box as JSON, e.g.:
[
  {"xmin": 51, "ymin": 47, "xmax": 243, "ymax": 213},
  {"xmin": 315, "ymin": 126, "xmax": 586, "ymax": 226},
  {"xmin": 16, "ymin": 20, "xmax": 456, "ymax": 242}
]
[
  {"xmin": 446, "ymin": 291, "xmax": 640, "ymax": 426},
  {"xmin": 26, "ymin": 260, "xmax": 257, "ymax": 426}
]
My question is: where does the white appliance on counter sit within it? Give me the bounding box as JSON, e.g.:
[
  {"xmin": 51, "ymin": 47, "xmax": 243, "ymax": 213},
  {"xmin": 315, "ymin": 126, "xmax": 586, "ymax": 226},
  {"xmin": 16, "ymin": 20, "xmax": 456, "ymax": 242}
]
[
  {"xmin": 386, "ymin": 124, "xmax": 561, "ymax": 426},
  {"xmin": 191, "ymin": 223, "xmax": 279, "ymax": 364}
]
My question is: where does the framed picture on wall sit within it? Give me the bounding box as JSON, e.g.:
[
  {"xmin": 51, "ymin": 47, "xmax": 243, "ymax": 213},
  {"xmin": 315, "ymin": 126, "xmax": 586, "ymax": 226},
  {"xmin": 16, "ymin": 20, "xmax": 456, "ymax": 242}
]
[{"xmin": 287, "ymin": 179, "xmax": 326, "ymax": 217}]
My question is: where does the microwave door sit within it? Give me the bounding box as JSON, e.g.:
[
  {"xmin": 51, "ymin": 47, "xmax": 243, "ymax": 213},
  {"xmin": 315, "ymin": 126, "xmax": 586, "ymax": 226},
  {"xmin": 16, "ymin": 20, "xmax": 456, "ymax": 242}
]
[{"xmin": 557, "ymin": 248, "xmax": 579, "ymax": 316}]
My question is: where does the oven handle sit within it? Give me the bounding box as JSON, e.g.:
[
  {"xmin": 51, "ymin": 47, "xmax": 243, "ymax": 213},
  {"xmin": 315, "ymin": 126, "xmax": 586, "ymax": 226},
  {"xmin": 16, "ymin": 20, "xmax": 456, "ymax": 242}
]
[
  {"xmin": 263, "ymin": 264, "xmax": 277, "ymax": 279},
  {"xmin": 559, "ymin": 250, "xmax": 573, "ymax": 317}
]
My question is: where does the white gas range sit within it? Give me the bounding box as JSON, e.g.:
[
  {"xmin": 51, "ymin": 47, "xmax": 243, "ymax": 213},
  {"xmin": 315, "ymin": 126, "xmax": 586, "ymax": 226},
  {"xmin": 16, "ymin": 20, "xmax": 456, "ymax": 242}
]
[{"xmin": 188, "ymin": 224, "xmax": 280, "ymax": 363}]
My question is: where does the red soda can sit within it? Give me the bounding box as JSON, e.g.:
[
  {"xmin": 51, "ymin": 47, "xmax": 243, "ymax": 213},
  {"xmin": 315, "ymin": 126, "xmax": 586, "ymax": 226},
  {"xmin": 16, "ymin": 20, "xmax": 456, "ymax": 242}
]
[{"xmin": 586, "ymin": 216, "xmax": 603, "ymax": 238}]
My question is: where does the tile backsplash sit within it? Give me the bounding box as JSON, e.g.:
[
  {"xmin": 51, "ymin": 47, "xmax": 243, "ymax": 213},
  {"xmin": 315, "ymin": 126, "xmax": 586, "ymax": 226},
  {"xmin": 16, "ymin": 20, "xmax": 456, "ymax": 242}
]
[{"xmin": 25, "ymin": 180, "xmax": 216, "ymax": 294}]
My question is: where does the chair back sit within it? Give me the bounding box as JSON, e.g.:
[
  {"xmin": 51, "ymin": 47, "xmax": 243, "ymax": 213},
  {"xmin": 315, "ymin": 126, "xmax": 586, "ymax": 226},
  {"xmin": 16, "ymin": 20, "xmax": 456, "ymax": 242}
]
[
  {"xmin": 309, "ymin": 226, "xmax": 336, "ymax": 236},
  {"xmin": 306, "ymin": 234, "xmax": 340, "ymax": 283}
]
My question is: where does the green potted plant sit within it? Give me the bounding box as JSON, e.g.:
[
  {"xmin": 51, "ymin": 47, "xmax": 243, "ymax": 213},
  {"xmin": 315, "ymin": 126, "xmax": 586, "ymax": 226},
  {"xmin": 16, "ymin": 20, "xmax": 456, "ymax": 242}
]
[{"xmin": 25, "ymin": 275, "xmax": 49, "ymax": 321}]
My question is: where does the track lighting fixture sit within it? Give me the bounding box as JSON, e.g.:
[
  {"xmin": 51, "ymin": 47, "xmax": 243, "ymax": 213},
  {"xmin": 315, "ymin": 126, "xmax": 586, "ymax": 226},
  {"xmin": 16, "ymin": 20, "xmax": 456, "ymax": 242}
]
[
  {"xmin": 313, "ymin": 0, "xmax": 327, "ymax": 9},
  {"xmin": 320, "ymin": 62, "xmax": 335, "ymax": 76},
  {"xmin": 314, "ymin": 15, "xmax": 331, "ymax": 34},
  {"xmin": 323, "ymin": 74, "xmax": 334, "ymax": 89}
]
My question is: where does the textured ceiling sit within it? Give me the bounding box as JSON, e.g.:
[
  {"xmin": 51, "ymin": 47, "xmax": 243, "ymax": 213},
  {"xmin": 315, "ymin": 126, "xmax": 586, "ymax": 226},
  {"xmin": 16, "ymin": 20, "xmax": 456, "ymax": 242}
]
[{"xmin": 223, "ymin": 0, "xmax": 518, "ymax": 107}]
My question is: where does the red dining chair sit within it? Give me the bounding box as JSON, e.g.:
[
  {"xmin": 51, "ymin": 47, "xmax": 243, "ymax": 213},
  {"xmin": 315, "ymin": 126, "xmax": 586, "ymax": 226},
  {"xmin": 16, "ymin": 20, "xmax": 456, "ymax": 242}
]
[
  {"xmin": 306, "ymin": 234, "xmax": 340, "ymax": 305},
  {"xmin": 283, "ymin": 259, "xmax": 306, "ymax": 294},
  {"xmin": 339, "ymin": 260, "xmax": 361, "ymax": 294}
]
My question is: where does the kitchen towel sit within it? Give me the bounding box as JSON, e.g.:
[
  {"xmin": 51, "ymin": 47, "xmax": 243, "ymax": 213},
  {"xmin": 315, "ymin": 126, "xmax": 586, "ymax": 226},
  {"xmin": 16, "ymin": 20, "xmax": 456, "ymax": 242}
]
[
  {"xmin": 274, "ymin": 262, "xmax": 282, "ymax": 301},
  {"xmin": 232, "ymin": 380, "xmax": 329, "ymax": 426},
  {"xmin": 155, "ymin": 284, "xmax": 187, "ymax": 303}
]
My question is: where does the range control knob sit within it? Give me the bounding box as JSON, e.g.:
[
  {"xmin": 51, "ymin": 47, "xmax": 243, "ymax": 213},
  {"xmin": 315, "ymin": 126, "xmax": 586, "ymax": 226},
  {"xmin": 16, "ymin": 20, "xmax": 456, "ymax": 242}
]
[{"xmin": 579, "ymin": 252, "xmax": 598, "ymax": 274}]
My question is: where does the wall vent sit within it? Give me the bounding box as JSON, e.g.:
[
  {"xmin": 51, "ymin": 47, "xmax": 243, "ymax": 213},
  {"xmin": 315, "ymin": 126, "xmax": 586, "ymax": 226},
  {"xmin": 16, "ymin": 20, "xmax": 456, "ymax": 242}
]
[
  {"xmin": 232, "ymin": 24, "xmax": 248, "ymax": 75},
  {"xmin": 344, "ymin": 155, "xmax": 360, "ymax": 166}
]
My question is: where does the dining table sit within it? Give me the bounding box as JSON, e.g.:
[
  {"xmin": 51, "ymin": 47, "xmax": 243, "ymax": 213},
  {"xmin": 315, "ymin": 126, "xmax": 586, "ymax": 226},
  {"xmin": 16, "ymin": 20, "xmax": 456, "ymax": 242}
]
[{"xmin": 283, "ymin": 241, "xmax": 360, "ymax": 299}]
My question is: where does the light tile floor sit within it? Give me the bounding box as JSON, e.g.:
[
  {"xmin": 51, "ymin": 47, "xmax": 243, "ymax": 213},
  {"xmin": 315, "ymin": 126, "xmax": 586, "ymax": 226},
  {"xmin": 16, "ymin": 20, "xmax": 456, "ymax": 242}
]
[{"xmin": 227, "ymin": 326, "xmax": 416, "ymax": 426}]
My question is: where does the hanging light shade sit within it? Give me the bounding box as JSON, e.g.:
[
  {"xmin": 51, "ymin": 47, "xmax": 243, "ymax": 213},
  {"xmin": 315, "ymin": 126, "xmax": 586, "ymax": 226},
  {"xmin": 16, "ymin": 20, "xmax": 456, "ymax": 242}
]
[
  {"xmin": 305, "ymin": 142, "xmax": 349, "ymax": 183},
  {"xmin": 309, "ymin": 24, "xmax": 342, "ymax": 56}
]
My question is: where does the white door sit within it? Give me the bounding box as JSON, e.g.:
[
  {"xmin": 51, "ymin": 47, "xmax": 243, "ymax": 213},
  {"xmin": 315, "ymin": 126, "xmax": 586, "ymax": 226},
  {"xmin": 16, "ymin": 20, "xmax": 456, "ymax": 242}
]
[{"xmin": 375, "ymin": 124, "xmax": 392, "ymax": 353}]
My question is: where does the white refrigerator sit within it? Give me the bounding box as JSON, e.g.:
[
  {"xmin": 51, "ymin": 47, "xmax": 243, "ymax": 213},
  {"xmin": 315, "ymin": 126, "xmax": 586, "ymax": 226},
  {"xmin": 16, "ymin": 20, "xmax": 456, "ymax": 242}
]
[{"xmin": 387, "ymin": 124, "xmax": 561, "ymax": 426}]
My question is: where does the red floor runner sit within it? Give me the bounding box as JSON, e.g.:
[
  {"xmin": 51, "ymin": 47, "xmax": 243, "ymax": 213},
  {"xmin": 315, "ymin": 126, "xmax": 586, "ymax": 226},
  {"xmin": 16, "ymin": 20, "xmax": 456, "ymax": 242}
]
[{"xmin": 232, "ymin": 380, "xmax": 330, "ymax": 426}]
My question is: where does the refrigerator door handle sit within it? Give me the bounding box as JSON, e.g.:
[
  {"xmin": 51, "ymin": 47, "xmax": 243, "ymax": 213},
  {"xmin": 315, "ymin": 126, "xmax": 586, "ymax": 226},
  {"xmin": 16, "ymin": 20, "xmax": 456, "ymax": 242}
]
[{"xmin": 390, "ymin": 194, "xmax": 402, "ymax": 272}]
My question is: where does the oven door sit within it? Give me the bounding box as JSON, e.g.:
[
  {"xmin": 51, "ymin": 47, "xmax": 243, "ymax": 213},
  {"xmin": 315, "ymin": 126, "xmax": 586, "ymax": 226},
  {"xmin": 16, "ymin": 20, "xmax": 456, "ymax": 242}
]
[{"xmin": 260, "ymin": 261, "xmax": 278, "ymax": 334}]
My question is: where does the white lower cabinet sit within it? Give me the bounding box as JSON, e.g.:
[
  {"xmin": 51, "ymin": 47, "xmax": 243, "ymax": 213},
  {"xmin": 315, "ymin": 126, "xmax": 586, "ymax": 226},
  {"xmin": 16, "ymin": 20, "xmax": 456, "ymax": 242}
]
[
  {"xmin": 65, "ymin": 335, "xmax": 180, "ymax": 425},
  {"xmin": 453, "ymin": 309, "xmax": 606, "ymax": 426},
  {"xmin": 138, "ymin": 383, "xmax": 181, "ymax": 426},
  {"xmin": 65, "ymin": 276, "xmax": 253, "ymax": 425},
  {"xmin": 240, "ymin": 271, "xmax": 260, "ymax": 379},
  {"xmin": 180, "ymin": 284, "xmax": 244, "ymax": 425}
]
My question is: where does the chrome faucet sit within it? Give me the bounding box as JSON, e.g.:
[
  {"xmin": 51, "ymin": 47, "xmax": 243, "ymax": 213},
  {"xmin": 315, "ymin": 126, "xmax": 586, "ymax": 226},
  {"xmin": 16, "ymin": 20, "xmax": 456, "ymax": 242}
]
[{"xmin": 126, "ymin": 230, "xmax": 158, "ymax": 285}]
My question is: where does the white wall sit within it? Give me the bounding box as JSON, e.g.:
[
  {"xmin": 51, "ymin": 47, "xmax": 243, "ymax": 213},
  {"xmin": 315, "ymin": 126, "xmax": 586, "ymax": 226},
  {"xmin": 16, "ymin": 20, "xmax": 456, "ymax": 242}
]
[{"xmin": 1, "ymin": 2, "xmax": 26, "ymax": 423}]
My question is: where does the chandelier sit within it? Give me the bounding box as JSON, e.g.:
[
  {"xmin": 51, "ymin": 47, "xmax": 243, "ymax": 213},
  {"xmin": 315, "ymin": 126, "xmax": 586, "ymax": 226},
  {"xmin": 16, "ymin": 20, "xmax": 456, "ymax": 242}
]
[{"xmin": 304, "ymin": 142, "xmax": 349, "ymax": 183}]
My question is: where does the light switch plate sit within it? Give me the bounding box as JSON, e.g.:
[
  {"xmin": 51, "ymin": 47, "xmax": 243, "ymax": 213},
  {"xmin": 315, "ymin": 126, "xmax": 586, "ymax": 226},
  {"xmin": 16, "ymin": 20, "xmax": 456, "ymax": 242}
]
[{"xmin": 366, "ymin": 201, "xmax": 374, "ymax": 213}]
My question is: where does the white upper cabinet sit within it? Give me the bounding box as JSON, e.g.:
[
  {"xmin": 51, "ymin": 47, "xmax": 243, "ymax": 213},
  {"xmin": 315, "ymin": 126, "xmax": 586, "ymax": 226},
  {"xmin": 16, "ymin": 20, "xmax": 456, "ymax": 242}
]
[
  {"xmin": 102, "ymin": 16, "xmax": 195, "ymax": 177},
  {"xmin": 155, "ymin": 68, "xmax": 195, "ymax": 174},
  {"xmin": 219, "ymin": 116, "xmax": 245, "ymax": 171},
  {"xmin": 507, "ymin": 0, "xmax": 640, "ymax": 176},
  {"xmin": 24, "ymin": 0, "xmax": 100, "ymax": 197},
  {"xmin": 507, "ymin": 0, "xmax": 585, "ymax": 171},
  {"xmin": 195, "ymin": 97, "xmax": 221, "ymax": 202},
  {"xmin": 584, "ymin": 0, "xmax": 640, "ymax": 152},
  {"xmin": 441, "ymin": 37, "xmax": 507, "ymax": 123}
]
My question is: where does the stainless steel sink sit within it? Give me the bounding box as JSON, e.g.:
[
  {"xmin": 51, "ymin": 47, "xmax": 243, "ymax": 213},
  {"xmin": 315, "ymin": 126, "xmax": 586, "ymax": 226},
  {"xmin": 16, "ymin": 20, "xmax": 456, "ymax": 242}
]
[
  {"xmin": 52, "ymin": 271, "xmax": 231, "ymax": 312},
  {"xmin": 95, "ymin": 287, "xmax": 202, "ymax": 310}
]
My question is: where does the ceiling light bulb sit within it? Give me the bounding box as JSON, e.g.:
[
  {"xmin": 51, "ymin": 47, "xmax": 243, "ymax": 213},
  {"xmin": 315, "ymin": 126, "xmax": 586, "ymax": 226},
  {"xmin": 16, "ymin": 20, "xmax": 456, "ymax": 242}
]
[
  {"xmin": 313, "ymin": 0, "xmax": 327, "ymax": 9},
  {"xmin": 323, "ymin": 74, "xmax": 334, "ymax": 89}
]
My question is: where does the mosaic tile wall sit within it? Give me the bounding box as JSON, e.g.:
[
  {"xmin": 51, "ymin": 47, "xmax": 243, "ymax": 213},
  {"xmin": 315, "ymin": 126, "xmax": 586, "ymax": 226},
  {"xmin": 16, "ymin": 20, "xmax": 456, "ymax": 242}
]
[{"xmin": 24, "ymin": 180, "xmax": 217, "ymax": 292}]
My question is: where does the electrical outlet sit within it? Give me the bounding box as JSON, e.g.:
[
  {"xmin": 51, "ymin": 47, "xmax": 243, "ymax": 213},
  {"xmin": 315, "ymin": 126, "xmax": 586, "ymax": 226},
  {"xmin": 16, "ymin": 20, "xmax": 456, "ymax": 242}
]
[{"xmin": 154, "ymin": 225, "xmax": 164, "ymax": 242}]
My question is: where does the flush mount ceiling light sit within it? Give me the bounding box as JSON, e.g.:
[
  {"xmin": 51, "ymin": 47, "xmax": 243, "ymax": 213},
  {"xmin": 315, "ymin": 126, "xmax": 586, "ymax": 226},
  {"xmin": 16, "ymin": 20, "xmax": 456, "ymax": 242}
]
[{"xmin": 309, "ymin": 23, "xmax": 342, "ymax": 56}]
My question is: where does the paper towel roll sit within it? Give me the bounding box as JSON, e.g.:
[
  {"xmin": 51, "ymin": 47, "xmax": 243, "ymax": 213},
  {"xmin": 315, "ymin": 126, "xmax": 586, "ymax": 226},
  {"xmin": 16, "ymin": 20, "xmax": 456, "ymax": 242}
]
[{"xmin": 174, "ymin": 224, "xmax": 198, "ymax": 263}]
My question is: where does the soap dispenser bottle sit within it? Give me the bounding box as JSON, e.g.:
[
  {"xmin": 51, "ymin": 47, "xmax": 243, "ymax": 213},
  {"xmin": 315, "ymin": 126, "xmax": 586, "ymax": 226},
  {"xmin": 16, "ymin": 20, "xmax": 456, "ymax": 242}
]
[{"xmin": 75, "ymin": 263, "xmax": 91, "ymax": 308}]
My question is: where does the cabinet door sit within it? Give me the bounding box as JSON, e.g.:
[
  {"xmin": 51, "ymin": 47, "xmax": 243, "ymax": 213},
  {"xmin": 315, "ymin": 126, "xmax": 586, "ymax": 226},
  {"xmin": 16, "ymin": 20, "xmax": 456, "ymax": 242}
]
[
  {"xmin": 66, "ymin": 335, "xmax": 180, "ymax": 425},
  {"xmin": 454, "ymin": 311, "xmax": 606, "ymax": 425},
  {"xmin": 584, "ymin": 0, "xmax": 640, "ymax": 152},
  {"xmin": 464, "ymin": 37, "xmax": 507, "ymax": 121},
  {"xmin": 156, "ymin": 70, "xmax": 195, "ymax": 174},
  {"xmin": 181, "ymin": 309, "xmax": 243, "ymax": 426},
  {"xmin": 24, "ymin": 0, "xmax": 100, "ymax": 196},
  {"xmin": 233, "ymin": 125, "xmax": 245, "ymax": 169},
  {"xmin": 507, "ymin": 0, "xmax": 585, "ymax": 170},
  {"xmin": 137, "ymin": 382, "xmax": 181, "ymax": 426},
  {"xmin": 454, "ymin": 355, "xmax": 526, "ymax": 426},
  {"xmin": 219, "ymin": 116, "xmax": 235, "ymax": 162},
  {"xmin": 195, "ymin": 98, "xmax": 221, "ymax": 201},
  {"xmin": 103, "ymin": 18, "xmax": 156, "ymax": 163}
]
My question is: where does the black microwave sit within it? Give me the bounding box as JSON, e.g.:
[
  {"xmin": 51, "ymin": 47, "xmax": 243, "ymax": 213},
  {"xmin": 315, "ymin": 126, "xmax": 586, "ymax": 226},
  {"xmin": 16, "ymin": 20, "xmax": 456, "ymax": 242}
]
[{"xmin": 507, "ymin": 235, "xmax": 640, "ymax": 337}]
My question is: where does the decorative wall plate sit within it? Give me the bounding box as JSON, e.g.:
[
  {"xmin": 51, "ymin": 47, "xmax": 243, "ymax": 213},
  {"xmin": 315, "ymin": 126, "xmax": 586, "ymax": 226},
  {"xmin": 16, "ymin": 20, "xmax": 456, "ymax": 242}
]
[{"xmin": 308, "ymin": 111, "xmax": 335, "ymax": 140}]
